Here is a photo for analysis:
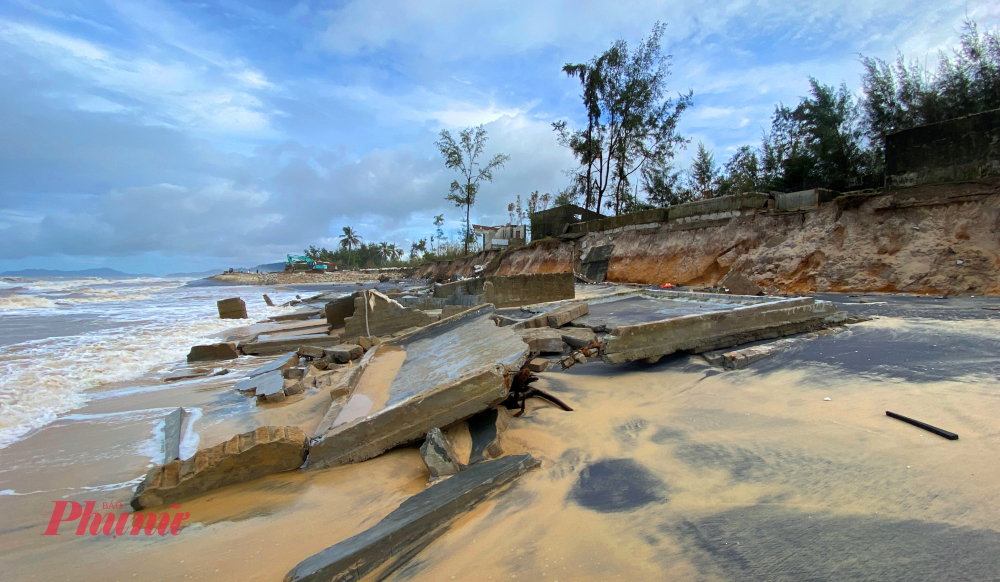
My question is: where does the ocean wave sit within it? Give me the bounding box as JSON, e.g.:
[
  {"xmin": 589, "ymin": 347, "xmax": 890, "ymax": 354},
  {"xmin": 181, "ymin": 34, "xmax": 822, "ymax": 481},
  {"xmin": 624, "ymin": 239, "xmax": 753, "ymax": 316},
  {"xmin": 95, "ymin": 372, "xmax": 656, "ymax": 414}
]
[{"xmin": 0, "ymin": 295, "xmax": 58, "ymax": 310}]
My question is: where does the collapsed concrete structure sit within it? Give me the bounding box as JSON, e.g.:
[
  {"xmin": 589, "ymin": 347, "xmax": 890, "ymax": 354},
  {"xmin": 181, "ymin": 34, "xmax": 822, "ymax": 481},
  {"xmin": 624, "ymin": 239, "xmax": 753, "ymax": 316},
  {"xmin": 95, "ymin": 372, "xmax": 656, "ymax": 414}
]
[
  {"xmin": 308, "ymin": 306, "xmax": 529, "ymax": 469},
  {"xmin": 342, "ymin": 291, "xmax": 435, "ymax": 337}
]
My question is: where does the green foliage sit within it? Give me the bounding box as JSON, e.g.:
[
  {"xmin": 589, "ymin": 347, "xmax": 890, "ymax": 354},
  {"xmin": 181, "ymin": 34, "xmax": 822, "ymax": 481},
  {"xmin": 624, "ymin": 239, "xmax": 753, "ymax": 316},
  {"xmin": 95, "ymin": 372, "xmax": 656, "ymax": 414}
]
[
  {"xmin": 554, "ymin": 22, "xmax": 692, "ymax": 216},
  {"xmin": 435, "ymin": 125, "xmax": 510, "ymax": 255}
]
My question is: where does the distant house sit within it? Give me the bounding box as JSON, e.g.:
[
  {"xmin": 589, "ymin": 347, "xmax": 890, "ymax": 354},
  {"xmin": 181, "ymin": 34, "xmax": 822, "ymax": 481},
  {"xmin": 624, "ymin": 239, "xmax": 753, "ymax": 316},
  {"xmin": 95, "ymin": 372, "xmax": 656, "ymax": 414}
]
[
  {"xmin": 471, "ymin": 224, "xmax": 527, "ymax": 251},
  {"xmin": 529, "ymin": 204, "xmax": 603, "ymax": 241}
]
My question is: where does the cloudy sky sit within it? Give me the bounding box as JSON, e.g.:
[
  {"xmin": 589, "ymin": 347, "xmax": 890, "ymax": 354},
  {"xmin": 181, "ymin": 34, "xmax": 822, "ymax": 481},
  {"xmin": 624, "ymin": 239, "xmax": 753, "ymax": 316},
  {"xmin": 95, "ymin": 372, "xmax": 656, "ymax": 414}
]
[{"xmin": 1, "ymin": 0, "xmax": 997, "ymax": 274}]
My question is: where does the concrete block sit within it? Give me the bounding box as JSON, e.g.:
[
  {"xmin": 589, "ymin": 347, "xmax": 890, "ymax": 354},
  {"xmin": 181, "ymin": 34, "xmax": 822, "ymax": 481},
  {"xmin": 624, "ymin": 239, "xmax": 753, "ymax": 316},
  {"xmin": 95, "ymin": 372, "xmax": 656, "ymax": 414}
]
[
  {"xmin": 517, "ymin": 327, "xmax": 567, "ymax": 353},
  {"xmin": 263, "ymin": 294, "xmax": 274, "ymax": 306},
  {"xmin": 284, "ymin": 367, "xmax": 304, "ymax": 380},
  {"xmin": 217, "ymin": 297, "xmax": 247, "ymax": 319},
  {"xmin": 547, "ymin": 302, "xmax": 589, "ymax": 327},
  {"xmin": 254, "ymin": 372, "xmax": 288, "ymax": 403},
  {"xmin": 468, "ymin": 407, "xmax": 510, "ymax": 464},
  {"xmin": 270, "ymin": 308, "xmax": 323, "ymax": 322},
  {"xmin": 526, "ymin": 358, "xmax": 549, "ymax": 372},
  {"xmin": 419, "ymin": 427, "xmax": 464, "ymax": 479},
  {"xmin": 561, "ymin": 327, "xmax": 597, "ymax": 349},
  {"xmin": 131, "ymin": 426, "xmax": 308, "ymax": 510},
  {"xmin": 284, "ymin": 455, "xmax": 539, "ymax": 582},
  {"xmin": 297, "ymin": 346, "xmax": 326, "ymax": 359},
  {"xmin": 324, "ymin": 344, "xmax": 363, "ymax": 364},
  {"xmin": 187, "ymin": 342, "xmax": 239, "ymax": 363},
  {"xmin": 283, "ymin": 379, "xmax": 305, "ymax": 395}
]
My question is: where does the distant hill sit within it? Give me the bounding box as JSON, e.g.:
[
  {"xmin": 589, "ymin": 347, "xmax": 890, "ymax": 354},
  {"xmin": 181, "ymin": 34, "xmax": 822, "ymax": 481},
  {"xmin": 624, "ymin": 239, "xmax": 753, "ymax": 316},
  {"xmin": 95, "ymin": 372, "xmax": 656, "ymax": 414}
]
[
  {"xmin": 1, "ymin": 268, "xmax": 156, "ymax": 278},
  {"xmin": 163, "ymin": 269, "xmax": 225, "ymax": 278},
  {"xmin": 254, "ymin": 262, "xmax": 287, "ymax": 273}
]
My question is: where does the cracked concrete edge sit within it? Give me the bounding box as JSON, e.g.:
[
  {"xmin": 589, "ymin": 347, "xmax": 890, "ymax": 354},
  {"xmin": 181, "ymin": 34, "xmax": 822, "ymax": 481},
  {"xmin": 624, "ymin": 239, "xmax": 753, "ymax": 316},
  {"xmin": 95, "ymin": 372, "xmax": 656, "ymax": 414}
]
[
  {"xmin": 310, "ymin": 351, "xmax": 376, "ymax": 439},
  {"xmin": 284, "ymin": 454, "xmax": 540, "ymax": 582}
]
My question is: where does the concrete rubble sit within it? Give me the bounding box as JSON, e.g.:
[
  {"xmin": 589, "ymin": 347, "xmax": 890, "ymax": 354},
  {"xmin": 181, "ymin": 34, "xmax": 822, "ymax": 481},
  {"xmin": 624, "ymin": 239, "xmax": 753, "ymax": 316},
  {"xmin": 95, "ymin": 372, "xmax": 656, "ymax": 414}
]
[
  {"xmin": 419, "ymin": 427, "xmax": 464, "ymax": 479},
  {"xmin": 186, "ymin": 342, "xmax": 239, "ymax": 362},
  {"xmin": 343, "ymin": 290, "xmax": 434, "ymax": 337},
  {"xmin": 131, "ymin": 426, "xmax": 308, "ymax": 510},
  {"xmin": 516, "ymin": 327, "xmax": 568, "ymax": 353},
  {"xmin": 217, "ymin": 297, "xmax": 248, "ymax": 319},
  {"xmin": 283, "ymin": 454, "xmax": 539, "ymax": 582}
]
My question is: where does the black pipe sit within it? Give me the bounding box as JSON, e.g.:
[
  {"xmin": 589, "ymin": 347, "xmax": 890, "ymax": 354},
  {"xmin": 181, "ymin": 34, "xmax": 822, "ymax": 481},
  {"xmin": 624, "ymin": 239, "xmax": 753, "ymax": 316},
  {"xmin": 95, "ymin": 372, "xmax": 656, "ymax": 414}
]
[{"xmin": 886, "ymin": 411, "xmax": 958, "ymax": 440}]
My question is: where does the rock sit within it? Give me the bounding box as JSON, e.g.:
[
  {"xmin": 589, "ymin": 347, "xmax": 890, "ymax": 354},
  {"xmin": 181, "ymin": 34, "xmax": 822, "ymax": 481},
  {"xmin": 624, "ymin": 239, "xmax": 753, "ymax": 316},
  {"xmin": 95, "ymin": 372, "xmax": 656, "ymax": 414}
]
[
  {"xmin": 263, "ymin": 294, "xmax": 274, "ymax": 306},
  {"xmin": 283, "ymin": 455, "xmax": 539, "ymax": 582},
  {"xmin": 283, "ymin": 379, "xmax": 305, "ymax": 396},
  {"xmin": 186, "ymin": 343, "xmax": 239, "ymax": 363},
  {"xmin": 311, "ymin": 360, "xmax": 328, "ymax": 371},
  {"xmin": 718, "ymin": 271, "xmax": 764, "ymax": 296},
  {"xmin": 467, "ymin": 407, "xmax": 510, "ymax": 464},
  {"xmin": 324, "ymin": 344, "xmax": 363, "ymax": 364},
  {"xmin": 547, "ymin": 302, "xmax": 589, "ymax": 327},
  {"xmin": 516, "ymin": 327, "xmax": 568, "ymax": 353},
  {"xmin": 284, "ymin": 367, "xmax": 304, "ymax": 380},
  {"xmin": 526, "ymin": 358, "xmax": 549, "ymax": 372},
  {"xmin": 561, "ymin": 327, "xmax": 597, "ymax": 349},
  {"xmin": 357, "ymin": 336, "xmax": 372, "ymax": 351},
  {"xmin": 297, "ymin": 346, "xmax": 326, "ymax": 359},
  {"xmin": 217, "ymin": 297, "xmax": 248, "ymax": 319},
  {"xmin": 419, "ymin": 428, "xmax": 464, "ymax": 479},
  {"xmin": 130, "ymin": 426, "xmax": 308, "ymax": 510}
]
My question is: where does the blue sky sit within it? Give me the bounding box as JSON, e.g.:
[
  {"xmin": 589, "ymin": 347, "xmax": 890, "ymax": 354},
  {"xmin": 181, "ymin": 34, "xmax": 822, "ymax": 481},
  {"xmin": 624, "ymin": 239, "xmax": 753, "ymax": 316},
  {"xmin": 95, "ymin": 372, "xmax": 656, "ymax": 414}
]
[{"xmin": 1, "ymin": 0, "xmax": 997, "ymax": 274}]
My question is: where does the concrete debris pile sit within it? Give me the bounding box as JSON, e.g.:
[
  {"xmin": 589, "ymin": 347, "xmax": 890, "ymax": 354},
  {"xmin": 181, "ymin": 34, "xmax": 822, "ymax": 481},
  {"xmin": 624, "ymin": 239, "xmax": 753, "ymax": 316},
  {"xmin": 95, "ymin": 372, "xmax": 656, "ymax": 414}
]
[{"xmin": 142, "ymin": 277, "xmax": 858, "ymax": 576}]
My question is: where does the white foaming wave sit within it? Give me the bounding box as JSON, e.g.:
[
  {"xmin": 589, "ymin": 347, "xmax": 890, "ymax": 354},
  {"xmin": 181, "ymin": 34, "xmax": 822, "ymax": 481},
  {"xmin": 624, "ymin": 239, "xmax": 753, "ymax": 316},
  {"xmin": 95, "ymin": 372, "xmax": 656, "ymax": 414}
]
[
  {"xmin": 0, "ymin": 295, "xmax": 57, "ymax": 310},
  {"xmin": 0, "ymin": 314, "xmax": 242, "ymax": 449}
]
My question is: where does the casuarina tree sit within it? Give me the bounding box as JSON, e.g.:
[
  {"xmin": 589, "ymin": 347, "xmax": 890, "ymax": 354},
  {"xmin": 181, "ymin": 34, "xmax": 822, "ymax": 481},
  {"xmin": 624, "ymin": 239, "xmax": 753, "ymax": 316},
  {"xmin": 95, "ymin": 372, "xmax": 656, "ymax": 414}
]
[{"xmin": 435, "ymin": 125, "xmax": 510, "ymax": 255}]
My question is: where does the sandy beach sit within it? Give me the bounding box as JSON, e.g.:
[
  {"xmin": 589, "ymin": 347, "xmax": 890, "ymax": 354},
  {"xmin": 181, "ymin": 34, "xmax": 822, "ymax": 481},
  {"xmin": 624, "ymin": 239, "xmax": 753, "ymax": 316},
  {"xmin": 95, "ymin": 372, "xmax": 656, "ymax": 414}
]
[{"xmin": 3, "ymin": 285, "xmax": 1000, "ymax": 580}]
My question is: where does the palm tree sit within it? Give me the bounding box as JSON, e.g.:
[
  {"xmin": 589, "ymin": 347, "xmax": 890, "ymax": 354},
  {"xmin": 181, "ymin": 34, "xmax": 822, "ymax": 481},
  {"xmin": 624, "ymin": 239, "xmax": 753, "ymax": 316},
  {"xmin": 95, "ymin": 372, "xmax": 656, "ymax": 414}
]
[
  {"xmin": 378, "ymin": 242, "xmax": 391, "ymax": 263},
  {"xmin": 393, "ymin": 246, "xmax": 404, "ymax": 261},
  {"xmin": 339, "ymin": 226, "xmax": 361, "ymax": 267}
]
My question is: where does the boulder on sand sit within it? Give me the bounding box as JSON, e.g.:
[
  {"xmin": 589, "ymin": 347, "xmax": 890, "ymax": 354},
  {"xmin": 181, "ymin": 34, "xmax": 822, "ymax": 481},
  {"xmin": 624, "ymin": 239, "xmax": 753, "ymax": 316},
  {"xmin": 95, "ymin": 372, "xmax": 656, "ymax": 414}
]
[{"xmin": 217, "ymin": 297, "xmax": 248, "ymax": 319}]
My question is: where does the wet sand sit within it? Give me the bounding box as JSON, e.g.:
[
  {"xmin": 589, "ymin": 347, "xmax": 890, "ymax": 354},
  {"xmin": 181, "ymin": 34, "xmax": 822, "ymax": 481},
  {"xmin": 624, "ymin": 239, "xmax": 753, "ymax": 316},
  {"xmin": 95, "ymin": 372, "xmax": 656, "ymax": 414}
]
[{"xmin": 4, "ymin": 297, "xmax": 1000, "ymax": 580}]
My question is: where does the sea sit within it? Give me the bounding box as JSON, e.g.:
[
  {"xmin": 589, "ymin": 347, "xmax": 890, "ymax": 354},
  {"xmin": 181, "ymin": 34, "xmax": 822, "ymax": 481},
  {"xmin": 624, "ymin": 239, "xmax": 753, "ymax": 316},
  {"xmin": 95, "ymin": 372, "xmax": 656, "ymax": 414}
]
[{"xmin": 0, "ymin": 276, "xmax": 304, "ymax": 451}]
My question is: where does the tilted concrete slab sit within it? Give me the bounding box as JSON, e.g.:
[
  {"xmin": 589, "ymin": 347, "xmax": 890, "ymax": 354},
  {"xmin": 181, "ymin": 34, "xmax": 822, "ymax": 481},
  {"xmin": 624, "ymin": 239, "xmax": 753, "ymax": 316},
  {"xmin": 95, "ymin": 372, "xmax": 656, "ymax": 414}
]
[
  {"xmin": 246, "ymin": 352, "xmax": 300, "ymax": 378},
  {"xmin": 242, "ymin": 333, "xmax": 342, "ymax": 356},
  {"xmin": 598, "ymin": 291, "xmax": 838, "ymax": 364},
  {"xmin": 308, "ymin": 306, "xmax": 528, "ymax": 470},
  {"xmin": 284, "ymin": 454, "xmax": 539, "ymax": 582}
]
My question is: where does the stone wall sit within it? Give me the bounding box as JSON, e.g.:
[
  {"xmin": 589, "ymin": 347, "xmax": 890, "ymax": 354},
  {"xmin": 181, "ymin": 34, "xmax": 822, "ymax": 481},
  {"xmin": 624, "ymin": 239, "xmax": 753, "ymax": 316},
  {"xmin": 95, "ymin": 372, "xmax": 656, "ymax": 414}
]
[{"xmin": 886, "ymin": 108, "xmax": 1000, "ymax": 188}]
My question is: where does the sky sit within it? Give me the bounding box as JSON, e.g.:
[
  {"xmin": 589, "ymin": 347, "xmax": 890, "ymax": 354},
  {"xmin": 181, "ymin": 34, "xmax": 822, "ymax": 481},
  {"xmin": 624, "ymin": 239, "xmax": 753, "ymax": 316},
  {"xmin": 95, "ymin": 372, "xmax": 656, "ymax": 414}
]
[{"xmin": 0, "ymin": 0, "xmax": 997, "ymax": 274}]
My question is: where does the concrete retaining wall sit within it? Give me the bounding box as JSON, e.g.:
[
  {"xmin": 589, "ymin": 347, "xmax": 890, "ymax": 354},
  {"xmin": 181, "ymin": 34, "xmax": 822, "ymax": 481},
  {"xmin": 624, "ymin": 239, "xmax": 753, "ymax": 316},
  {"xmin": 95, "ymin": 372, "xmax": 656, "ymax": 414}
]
[
  {"xmin": 775, "ymin": 188, "xmax": 842, "ymax": 211},
  {"xmin": 886, "ymin": 108, "xmax": 1000, "ymax": 188},
  {"xmin": 433, "ymin": 273, "xmax": 574, "ymax": 307}
]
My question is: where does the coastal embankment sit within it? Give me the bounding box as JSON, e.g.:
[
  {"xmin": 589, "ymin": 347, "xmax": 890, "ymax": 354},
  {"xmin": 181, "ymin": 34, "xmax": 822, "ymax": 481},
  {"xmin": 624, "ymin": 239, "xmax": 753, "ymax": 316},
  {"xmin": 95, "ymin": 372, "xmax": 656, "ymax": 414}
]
[
  {"xmin": 207, "ymin": 268, "xmax": 408, "ymax": 286},
  {"xmin": 416, "ymin": 180, "xmax": 1000, "ymax": 295}
]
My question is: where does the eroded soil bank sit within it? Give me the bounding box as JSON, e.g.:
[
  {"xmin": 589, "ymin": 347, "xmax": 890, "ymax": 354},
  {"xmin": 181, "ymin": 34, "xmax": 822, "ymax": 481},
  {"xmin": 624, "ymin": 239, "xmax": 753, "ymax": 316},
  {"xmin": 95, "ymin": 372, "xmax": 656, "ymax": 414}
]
[{"xmin": 417, "ymin": 182, "xmax": 1000, "ymax": 295}]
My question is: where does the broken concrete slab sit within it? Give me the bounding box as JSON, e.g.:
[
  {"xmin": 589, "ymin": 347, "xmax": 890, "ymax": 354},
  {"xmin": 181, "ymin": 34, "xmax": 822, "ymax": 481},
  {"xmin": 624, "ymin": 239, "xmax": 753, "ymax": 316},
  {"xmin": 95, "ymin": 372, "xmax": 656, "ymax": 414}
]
[
  {"xmin": 163, "ymin": 367, "xmax": 213, "ymax": 383},
  {"xmin": 599, "ymin": 291, "xmax": 839, "ymax": 364},
  {"xmin": 324, "ymin": 344, "xmax": 363, "ymax": 364},
  {"xmin": 561, "ymin": 327, "xmax": 597, "ymax": 349},
  {"xmin": 284, "ymin": 367, "xmax": 304, "ymax": 380},
  {"xmin": 284, "ymin": 454, "xmax": 539, "ymax": 582},
  {"xmin": 308, "ymin": 306, "xmax": 528, "ymax": 470},
  {"xmin": 526, "ymin": 358, "xmax": 549, "ymax": 372},
  {"xmin": 263, "ymin": 294, "xmax": 274, "ymax": 306},
  {"xmin": 516, "ymin": 327, "xmax": 568, "ymax": 353},
  {"xmin": 187, "ymin": 342, "xmax": 239, "ymax": 363},
  {"xmin": 283, "ymin": 379, "xmax": 305, "ymax": 396},
  {"xmin": 719, "ymin": 271, "xmax": 764, "ymax": 296},
  {"xmin": 217, "ymin": 297, "xmax": 248, "ymax": 319},
  {"xmin": 246, "ymin": 352, "xmax": 300, "ymax": 378},
  {"xmin": 547, "ymin": 302, "xmax": 589, "ymax": 327},
  {"xmin": 343, "ymin": 291, "xmax": 435, "ymax": 338},
  {"xmin": 241, "ymin": 334, "xmax": 342, "ymax": 356},
  {"xmin": 163, "ymin": 407, "xmax": 186, "ymax": 465},
  {"xmin": 256, "ymin": 373, "xmax": 288, "ymax": 403},
  {"xmin": 581, "ymin": 244, "xmax": 614, "ymax": 283},
  {"xmin": 131, "ymin": 426, "xmax": 308, "ymax": 510},
  {"xmin": 468, "ymin": 406, "xmax": 510, "ymax": 464},
  {"xmin": 234, "ymin": 368, "xmax": 283, "ymax": 394},
  {"xmin": 269, "ymin": 308, "xmax": 324, "ymax": 322},
  {"xmin": 419, "ymin": 427, "xmax": 464, "ymax": 479},
  {"xmin": 324, "ymin": 294, "xmax": 357, "ymax": 327}
]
